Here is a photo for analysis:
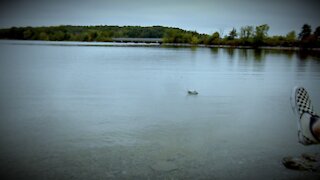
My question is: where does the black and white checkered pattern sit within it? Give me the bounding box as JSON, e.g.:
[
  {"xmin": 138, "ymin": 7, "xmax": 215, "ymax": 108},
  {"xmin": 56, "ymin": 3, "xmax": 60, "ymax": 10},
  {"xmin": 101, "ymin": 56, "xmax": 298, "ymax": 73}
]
[
  {"xmin": 291, "ymin": 87, "xmax": 320, "ymax": 145},
  {"xmin": 296, "ymin": 88, "xmax": 316, "ymax": 117}
]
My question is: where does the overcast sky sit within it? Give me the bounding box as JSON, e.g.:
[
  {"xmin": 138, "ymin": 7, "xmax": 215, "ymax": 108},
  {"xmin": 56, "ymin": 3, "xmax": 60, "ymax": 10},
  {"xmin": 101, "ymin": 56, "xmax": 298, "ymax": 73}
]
[{"xmin": 0, "ymin": 0, "xmax": 319, "ymax": 35}]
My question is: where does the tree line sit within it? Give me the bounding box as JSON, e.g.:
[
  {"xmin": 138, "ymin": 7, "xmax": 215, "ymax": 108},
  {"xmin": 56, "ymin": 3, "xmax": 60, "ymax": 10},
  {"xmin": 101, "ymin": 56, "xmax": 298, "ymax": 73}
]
[
  {"xmin": 163, "ymin": 24, "xmax": 320, "ymax": 48},
  {"xmin": 0, "ymin": 25, "xmax": 171, "ymax": 42},
  {"xmin": 0, "ymin": 24, "xmax": 319, "ymax": 48}
]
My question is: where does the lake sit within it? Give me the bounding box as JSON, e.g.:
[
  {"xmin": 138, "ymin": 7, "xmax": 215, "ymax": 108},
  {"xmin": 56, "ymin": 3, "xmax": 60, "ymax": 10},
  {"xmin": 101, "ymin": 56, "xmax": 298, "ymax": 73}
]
[{"xmin": 0, "ymin": 40, "xmax": 319, "ymax": 179}]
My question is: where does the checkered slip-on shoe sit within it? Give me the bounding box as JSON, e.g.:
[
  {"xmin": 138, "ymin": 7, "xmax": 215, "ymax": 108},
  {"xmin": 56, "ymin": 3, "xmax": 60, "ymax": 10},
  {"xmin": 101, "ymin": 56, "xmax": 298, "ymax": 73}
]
[{"xmin": 290, "ymin": 87, "xmax": 320, "ymax": 145}]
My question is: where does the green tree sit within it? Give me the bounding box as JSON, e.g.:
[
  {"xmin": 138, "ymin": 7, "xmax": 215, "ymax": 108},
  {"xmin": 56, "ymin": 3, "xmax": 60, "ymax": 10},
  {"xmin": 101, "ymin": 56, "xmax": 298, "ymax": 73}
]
[
  {"xmin": 50, "ymin": 31, "xmax": 65, "ymax": 41},
  {"xmin": 95, "ymin": 31, "xmax": 112, "ymax": 42},
  {"xmin": 286, "ymin": 31, "xmax": 296, "ymax": 41},
  {"xmin": 314, "ymin": 26, "xmax": 320, "ymax": 39},
  {"xmin": 39, "ymin": 32, "xmax": 49, "ymax": 40},
  {"xmin": 239, "ymin": 26, "xmax": 254, "ymax": 45},
  {"xmin": 314, "ymin": 26, "xmax": 320, "ymax": 47},
  {"xmin": 255, "ymin": 24, "xmax": 269, "ymax": 38},
  {"xmin": 207, "ymin": 32, "xmax": 220, "ymax": 45},
  {"xmin": 23, "ymin": 29, "xmax": 33, "ymax": 39},
  {"xmin": 190, "ymin": 35, "xmax": 199, "ymax": 44},
  {"xmin": 283, "ymin": 31, "xmax": 296, "ymax": 47},
  {"xmin": 212, "ymin": 32, "xmax": 220, "ymax": 39},
  {"xmin": 182, "ymin": 33, "xmax": 192, "ymax": 43},
  {"xmin": 254, "ymin": 24, "xmax": 269, "ymax": 46},
  {"xmin": 163, "ymin": 29, "xmax": 200, "ymax": 44},
  {"xmin": 299, "ymin": 24, "xmax": 311, "ymax": 40},
  {"xmin": 240, "ymin": 26, "xmax": 254, "ymax": 40},
  {"xmin": 163, "ymin": 29, "xmax": 180, "ymax": 43},
  {"xmin": 265, "ymin": 36, "xmax": 284, "ymax": 46},
  {"xmin": 87, "ymin": 31, "xmax": 98, "ymax": 41},
  {"xmin": 228, "ymin": 28, "xmax": 237, "ymax": 40}
]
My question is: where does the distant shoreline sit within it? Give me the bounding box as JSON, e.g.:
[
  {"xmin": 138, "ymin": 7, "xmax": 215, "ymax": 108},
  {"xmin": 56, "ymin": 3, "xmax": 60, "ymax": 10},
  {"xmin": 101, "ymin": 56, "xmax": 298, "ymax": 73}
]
[
  {"xmin": 1, "ymin": 25, "xmax": 319, "ymax": 50},
  {"xmin": 162, "ymin": 43, "xmax": 320, "ymax": 51},
  {"xmin": 1, "ymin": 39, "xmax": 320, "ymax": 52}
]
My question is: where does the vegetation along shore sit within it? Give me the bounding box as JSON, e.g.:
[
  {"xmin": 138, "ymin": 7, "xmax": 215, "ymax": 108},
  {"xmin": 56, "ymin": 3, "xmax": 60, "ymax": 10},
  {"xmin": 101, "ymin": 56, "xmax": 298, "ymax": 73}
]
[{"xmin": 0, "ymin": 24, "xmax": 319, "ymax": 49}]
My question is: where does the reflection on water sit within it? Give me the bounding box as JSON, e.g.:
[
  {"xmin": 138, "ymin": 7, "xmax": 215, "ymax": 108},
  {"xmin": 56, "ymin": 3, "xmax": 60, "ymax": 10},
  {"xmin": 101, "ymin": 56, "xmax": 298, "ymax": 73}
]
[
  {"xmin": 297, "ymin": 50, "xmax": 320, "ymax": 60},
  {"xmin": 0, "ymin": 41, "xmax": 320, "ymax": 179},
  {"xmin": 226, "ymin": 48, "xmax": 235, "ymax": 59}
]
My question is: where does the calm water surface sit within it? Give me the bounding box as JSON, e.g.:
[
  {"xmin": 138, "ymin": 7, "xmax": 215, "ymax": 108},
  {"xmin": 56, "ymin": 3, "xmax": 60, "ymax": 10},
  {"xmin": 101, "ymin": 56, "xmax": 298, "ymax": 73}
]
[{"xmin": 0, "ymin": 40, "xmax": 320, "ymax": 179}]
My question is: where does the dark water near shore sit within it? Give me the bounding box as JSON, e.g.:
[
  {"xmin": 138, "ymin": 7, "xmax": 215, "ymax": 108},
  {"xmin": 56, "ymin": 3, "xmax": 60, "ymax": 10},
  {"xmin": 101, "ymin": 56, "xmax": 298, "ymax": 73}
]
[{"xmin": 0, "ymin": 40, "xmax": 319, "ymax": 179}]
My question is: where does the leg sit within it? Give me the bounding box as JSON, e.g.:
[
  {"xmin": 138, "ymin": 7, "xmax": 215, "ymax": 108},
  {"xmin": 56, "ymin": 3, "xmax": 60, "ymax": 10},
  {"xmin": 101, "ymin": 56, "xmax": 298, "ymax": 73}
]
[
  {"xmin": 312, "ymin": 119, "xmax": 320, "ymax": 139},
  {"xmin": 282, "ymin": 87, "xmax": 320, "ymax": 172},
  {"xmin": 291, "ymin": 87, "xmax": 320, "ymax": 145}
]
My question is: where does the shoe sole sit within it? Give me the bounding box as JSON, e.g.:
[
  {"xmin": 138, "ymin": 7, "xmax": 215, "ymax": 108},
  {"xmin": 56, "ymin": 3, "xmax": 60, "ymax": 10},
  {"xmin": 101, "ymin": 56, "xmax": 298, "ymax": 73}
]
[{"xmin": 290, "ymin": 86, "xmax": 302, "ymax": 135}]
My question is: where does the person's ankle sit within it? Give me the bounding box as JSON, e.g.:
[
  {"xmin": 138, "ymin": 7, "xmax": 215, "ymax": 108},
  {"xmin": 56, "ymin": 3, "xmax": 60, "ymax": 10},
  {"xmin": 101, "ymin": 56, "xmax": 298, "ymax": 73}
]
[{"xmin": 312, "ymin": 121, "xmax": 320, "ymax": 139}]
